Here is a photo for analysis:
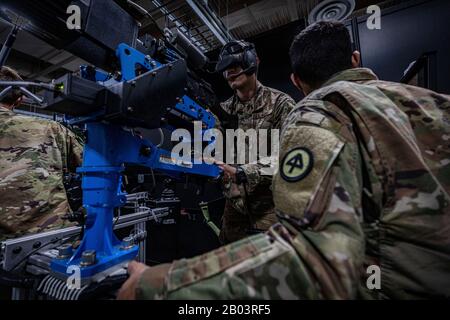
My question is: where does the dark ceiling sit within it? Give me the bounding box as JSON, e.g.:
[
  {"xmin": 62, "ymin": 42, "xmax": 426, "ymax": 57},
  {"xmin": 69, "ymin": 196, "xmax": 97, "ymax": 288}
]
[{"xmin": 0, "ymin": 0, "xmax": 408, "ymax": 83}]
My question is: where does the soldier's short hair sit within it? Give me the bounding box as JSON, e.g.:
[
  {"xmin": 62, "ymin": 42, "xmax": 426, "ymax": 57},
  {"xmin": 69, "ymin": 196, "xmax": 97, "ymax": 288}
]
[
  {"xmin": 0, "ymin": 66, "xmax": 23, "ymax": 105},
  {"xmin": 289, "ymin": 21, "xmax": 353, "ymax": 88}
]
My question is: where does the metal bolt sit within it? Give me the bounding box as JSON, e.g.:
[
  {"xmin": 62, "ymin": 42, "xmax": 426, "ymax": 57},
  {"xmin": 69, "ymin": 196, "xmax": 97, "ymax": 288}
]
[
  {"xmin": 57, "ymin": 244, "xmax": 73, "ymax": 259},
  {"xmin": 33, "ymin": 241, "xmax": 42, "ymax": 249},
  {"xmin": 127, "ymin": 106, "xmax": 134, "ymax": 112},
  {"xmin": 80, "ymin": 250, "xmax": 97, "ymax": 267},
  {"xmin": 114, "ymin": 71, "xmax": 122, "ymax": 80},
  {"xmin": 121, "ymin": 236, "xmax": 134, "ymax": 250},
  {"xmin": 140, "ymin": 146, "xmax": 152, "ymax": 157}
]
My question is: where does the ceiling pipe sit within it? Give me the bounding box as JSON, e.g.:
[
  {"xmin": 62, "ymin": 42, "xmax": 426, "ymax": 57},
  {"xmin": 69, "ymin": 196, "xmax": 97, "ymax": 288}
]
[{"xmin": 185, "ymin": 0, "xmax": 233, "ymax": 45}]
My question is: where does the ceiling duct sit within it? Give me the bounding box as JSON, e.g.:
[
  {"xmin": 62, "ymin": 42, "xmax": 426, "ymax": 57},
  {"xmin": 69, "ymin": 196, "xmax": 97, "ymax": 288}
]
[{"xmin": 308, "ymin": 0, "xmax": 355, "ymax": 25}]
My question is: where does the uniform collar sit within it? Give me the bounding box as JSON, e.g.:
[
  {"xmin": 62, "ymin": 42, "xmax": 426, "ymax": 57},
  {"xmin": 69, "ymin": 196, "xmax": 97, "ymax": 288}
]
[
  {"xmin": 322, "ymin": 68, "xmax": 378, "ymax": 88},
  {"xmin": 235, "ymin": 80, "xmax": 264, "ymax": 104}
]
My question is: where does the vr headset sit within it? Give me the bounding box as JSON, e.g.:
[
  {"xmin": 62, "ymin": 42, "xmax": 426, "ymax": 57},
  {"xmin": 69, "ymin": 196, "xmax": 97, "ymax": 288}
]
[{"xmin": 215, "ymin": 40, "xmax": 258, "ymax": 76}]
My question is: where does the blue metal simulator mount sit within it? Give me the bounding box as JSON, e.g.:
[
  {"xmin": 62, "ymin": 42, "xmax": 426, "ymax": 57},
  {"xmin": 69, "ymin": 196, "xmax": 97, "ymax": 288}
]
[{"xmin": 50, "ymin": 43, "xmax": 220, "ymax": 282}]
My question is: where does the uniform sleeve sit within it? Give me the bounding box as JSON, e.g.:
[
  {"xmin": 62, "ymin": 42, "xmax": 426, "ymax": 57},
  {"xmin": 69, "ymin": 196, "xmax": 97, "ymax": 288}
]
[
  {"xmin": 211, "ymin": 110, "xmax": 223, "ymax": 131},
  {"xmin": 53, "ymin": 123, "xmax": 83, "ymax": 172},
  {"xmin": 240, "ymin": 94, "xmax": 296, "ymax": 192},
  {"xmin": 67, "ymin": 128, "xmax": 83, "ymax": 171},
  {"xmin": 272, "ymin": 119, "xmax": 366, "ymax": 298}
]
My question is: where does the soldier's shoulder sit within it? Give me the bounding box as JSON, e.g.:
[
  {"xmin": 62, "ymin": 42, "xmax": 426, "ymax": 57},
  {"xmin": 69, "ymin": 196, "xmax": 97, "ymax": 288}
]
[
  {"xmin": 325, "ymin": 78, "xmax": 450, "ymax": 115},
  {"xmin": 260, "ymin": 86, "xmax": 295, "ymax": 117},
  {"xmin": 285, "ymin": 98, "xmax": 351, "ymax": 140},
  {"xmin": 262, "ymin": 85, "xmax": 295, "ymax": 103},
  {"xmin": 319, "ymin": 77, "xmax": 449, "ymax": 101},
  {"xmin": 5, "ymin": 113, "xmax": 66, "ymax": 135},
  {"xmin": 4, "ymin": 112, "xmax": 48, "ymax": 128},
  {"xmin": 372, "ymin": 80, "xmax": 450, "ymax": 106}
]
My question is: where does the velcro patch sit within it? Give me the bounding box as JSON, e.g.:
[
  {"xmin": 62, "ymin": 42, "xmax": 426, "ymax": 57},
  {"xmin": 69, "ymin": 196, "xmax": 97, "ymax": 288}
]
[
  {"xmin": 280, "ymin": 148, "xmax": 314, "ymax": 182},
  {"xmin": 273, "ymin": 125, "xmax": 345, "ymax": 221}
]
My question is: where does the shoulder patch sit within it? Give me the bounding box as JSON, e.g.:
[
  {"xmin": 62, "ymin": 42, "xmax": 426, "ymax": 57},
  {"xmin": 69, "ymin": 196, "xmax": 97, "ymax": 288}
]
[
  {"xmin": 280, "ymin": 148, "xmax": 314, "ymax": 182},
  {"xmin": 273, "ymin": 125, "xmax": 345, "ymax": 220}
]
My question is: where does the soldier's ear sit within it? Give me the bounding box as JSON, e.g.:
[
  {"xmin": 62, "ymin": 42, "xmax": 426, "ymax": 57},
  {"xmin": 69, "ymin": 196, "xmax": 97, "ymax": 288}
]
[
  {"xmin": 291, "ymin": 73, "xmax": 309, "ymax": 95},
  {"xmin": 352, "ymin": 51, "xmax": 361, "ymax": 68},
  {"xmin": 290, "ymin": 73, "xmax": 301, "ymax": 90}
]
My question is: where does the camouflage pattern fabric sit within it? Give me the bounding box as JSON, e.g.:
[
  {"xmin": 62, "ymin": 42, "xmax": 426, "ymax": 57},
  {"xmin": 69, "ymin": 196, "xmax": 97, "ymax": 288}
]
[
  {"xmin": 218, "ymin": 81, "xmax": 295, "ymax": 243},
  {"xmin": 135, "ymin": 68, "xmax": 450, "ymax": 300},
  {"xmin": 0, "ymin": 105, "xmax": 83, "ymax": 240}
]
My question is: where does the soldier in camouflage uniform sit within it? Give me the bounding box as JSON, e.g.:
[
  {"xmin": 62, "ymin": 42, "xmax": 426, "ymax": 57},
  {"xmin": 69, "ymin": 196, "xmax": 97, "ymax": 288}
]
[
  {"xmin": 0, "ymin": 66, "xmax": 83, "ymax": 241},
  {"xmin": 118, "ymin": 21, "xmax": 450, "ymax": 300},
  {"xmin": 214, "ymin": 40, "xmax": 295, "ymax": 244}
]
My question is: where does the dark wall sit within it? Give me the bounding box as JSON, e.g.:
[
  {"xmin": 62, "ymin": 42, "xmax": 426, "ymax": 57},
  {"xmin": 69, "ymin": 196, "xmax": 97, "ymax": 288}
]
[
  {"xmin": 248, "ymin": 21, "xmax": 306, "ymax": 102},
  {"xmin": 355, "ymin": 0, "xmax": 450, "ymax": 94}
]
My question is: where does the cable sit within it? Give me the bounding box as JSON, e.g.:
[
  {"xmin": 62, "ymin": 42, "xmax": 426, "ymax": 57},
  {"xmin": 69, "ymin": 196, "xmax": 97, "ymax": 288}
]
[
  {"xmin": 127, "ymin": 0, "xmax": 164, "ymax": 36},
  {"xmin": 113, "ymin": 178, "xmax": 127, "ymax": 227},
  {"xmin": 150, "ymin": 169, "xmax": 157, "ymax": 190},
  {"xmin": 156, "ymin": 128, "xmax": 164, "ymax": 147},
  {"xmin": 113, "ymin": 207, "xmax": 122, "ymax": 228},
  {"xmin": 180, "ymin": 195, "xmax": 225, "ymax": 211}
]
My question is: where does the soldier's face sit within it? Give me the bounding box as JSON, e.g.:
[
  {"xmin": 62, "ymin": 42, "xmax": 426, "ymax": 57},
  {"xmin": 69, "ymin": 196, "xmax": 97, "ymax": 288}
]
[{"xmin": 224, "ymin": 66, "xmax": 249, "ymax": 90}]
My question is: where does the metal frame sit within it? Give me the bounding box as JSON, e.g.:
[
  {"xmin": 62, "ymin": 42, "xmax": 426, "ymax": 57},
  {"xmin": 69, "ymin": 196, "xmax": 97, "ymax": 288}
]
[
  {"xmin": 185, "ymin": 0, "xmax": 233, "ymax": 45},
  {"xmin": 148, "ymin": 0, "xmax": 233, "ymax": 52},
  {"xmin": 1, "ymin": 201, "xmax": 169, "ymax": 272},
  {"xmin": 152, "ymin": 0, "xmax": 208, "ymax": 51},
  {"xmin": 2, "ymin": 195, "xmax": 168, "ymax": 300}
]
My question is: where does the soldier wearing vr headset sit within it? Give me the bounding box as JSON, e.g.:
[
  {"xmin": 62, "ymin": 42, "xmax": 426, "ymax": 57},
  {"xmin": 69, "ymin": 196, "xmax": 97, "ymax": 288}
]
[{"xmin": 214, "ymin": 40, "xmax": 295, "ymax": 244}]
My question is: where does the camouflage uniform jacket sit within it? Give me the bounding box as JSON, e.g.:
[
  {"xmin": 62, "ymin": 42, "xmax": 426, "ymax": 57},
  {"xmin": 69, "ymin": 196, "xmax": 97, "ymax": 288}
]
[
  {"xmin": 136, "ymin": 68, "xmax": 450, "ymax": 300},
  {"xmin": 273, "ymin": 67, "xmax": 450, "ymax": 299},
  {"xmin": 218, "ymin": 81, "xmax": 295, "ymax": 239},
  {"xmin": 0, "ymin": 105, "xmax": 83, "ymax": 240}
]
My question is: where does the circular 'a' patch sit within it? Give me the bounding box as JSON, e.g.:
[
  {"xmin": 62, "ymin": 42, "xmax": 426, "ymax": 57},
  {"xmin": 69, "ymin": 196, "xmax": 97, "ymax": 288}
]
[{"xmin": 280, "ymin": 147, "xmax": 314, "ymax": 182}]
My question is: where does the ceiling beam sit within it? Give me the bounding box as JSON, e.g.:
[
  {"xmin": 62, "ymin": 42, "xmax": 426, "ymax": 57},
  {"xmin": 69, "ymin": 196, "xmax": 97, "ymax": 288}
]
[
  {"xmin": 150, "ymin": 0, "xmax": 207, "ymax": 51},
  {"xmin": 185, "ymin": 0, "xmax": 232, "ymax": 45}
]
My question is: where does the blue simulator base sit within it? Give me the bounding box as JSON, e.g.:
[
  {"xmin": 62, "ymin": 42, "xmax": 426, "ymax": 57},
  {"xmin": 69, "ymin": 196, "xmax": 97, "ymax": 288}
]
[
  {"xmin": 49, "ymin": 43, "xmax": 221, "ymax": 282},
  {"xmin": 50, "ymin": 246, "xmax": 138, "ymax": 280}
]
